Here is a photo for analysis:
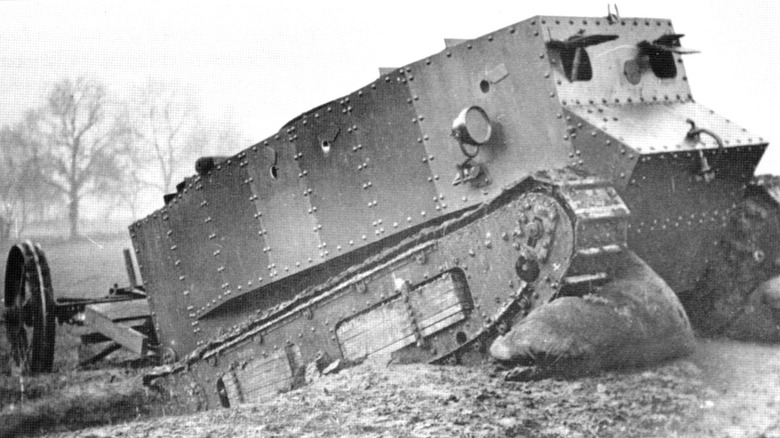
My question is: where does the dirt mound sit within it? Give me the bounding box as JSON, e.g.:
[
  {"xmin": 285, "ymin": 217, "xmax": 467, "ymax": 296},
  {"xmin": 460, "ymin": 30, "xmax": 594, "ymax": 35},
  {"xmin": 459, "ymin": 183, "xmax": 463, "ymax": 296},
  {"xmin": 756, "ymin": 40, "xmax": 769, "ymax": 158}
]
[
  {"xmin": 44, "ymin": 358, "xmax": 705, "ymax": 438},
  {"xmin": 3, "ymin": 339, "xmax": 779, "ymax": 437}
]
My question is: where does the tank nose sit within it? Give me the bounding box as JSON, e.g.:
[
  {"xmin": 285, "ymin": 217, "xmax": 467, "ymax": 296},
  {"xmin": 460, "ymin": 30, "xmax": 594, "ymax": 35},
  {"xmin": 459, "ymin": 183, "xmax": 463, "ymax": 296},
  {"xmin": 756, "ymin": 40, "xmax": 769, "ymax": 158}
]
[{"xmin": 489, "ymin": 335, "xmax": 514, "ymax": 362}]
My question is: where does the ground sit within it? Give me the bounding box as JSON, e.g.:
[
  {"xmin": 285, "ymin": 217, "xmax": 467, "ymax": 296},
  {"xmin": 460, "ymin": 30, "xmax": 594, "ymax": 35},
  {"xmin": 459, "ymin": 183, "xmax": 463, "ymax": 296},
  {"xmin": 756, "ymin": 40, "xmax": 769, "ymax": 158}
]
[
  {"xmin": 1, "ymin": 237, "xmax": 779, "ymax": 437},
  {"xmin": 691, "ymin": 338, "xmax": 780, "ymax": 437}
]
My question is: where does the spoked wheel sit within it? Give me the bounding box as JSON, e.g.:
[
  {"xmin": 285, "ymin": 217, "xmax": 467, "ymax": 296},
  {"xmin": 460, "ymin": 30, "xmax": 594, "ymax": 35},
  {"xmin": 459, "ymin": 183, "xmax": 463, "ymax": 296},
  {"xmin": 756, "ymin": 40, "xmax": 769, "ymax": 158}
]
[{"xmin": 4, "ymin": 241, "xmax": 55, "ymax": 374}]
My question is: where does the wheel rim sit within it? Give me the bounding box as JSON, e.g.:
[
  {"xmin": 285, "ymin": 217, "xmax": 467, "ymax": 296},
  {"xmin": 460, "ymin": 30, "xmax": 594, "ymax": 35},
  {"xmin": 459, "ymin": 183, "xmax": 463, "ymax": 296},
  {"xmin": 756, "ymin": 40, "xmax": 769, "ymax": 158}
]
[{"xmin": 4, "ymin": 241, "xmax": 55, "ymax": 374}]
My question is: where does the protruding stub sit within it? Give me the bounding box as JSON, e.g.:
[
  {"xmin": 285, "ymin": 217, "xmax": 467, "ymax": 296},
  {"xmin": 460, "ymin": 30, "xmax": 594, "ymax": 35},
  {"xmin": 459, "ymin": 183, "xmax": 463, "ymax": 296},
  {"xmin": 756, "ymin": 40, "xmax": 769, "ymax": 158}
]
[
  {"xmin": 195, "ymin": 156, "xmax": 229, "ymax": 176},
  {"xmin": 452, "ymin": 106, "xmax": 492, "ymax": 148}
]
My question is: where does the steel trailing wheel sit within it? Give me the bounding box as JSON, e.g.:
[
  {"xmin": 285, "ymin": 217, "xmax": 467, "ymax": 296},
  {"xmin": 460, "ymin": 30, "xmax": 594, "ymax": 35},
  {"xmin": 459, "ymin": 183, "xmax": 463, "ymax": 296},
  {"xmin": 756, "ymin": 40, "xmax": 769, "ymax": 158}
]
[{"xmin": 4, "ymin": 241, "xmax": 55, "ymax": 374}]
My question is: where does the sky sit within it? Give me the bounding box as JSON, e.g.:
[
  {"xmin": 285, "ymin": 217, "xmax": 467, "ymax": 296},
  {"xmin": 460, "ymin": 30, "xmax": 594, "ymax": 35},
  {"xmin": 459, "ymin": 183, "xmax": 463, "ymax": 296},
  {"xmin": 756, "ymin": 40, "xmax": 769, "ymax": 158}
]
[{"xmin": 1, "ymin": 0, "xmax": 778, "ymax": 220}]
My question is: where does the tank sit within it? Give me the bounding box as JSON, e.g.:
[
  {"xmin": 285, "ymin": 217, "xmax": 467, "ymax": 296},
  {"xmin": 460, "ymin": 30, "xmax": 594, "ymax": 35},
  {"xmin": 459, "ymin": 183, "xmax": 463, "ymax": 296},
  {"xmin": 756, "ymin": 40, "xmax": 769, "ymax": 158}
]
[{"xmin": 130, "ymin": 13, "xmax": 772, "ymax": 408}]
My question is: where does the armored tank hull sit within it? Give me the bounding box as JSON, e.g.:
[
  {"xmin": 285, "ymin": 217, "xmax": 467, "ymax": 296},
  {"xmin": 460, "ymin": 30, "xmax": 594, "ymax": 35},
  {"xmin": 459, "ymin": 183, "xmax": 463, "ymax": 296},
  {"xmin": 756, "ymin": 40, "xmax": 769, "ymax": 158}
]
[{"xmin": 131, "ymin": 13, "xmax": 771, "ymax": 409}]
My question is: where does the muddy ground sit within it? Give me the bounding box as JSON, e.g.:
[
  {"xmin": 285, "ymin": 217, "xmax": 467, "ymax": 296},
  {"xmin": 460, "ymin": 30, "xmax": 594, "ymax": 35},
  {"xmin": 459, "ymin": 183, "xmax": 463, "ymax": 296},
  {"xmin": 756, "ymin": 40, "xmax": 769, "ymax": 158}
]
[
  {"xmin": 1, "ymin": 337, "xmax": 778, "ymax": 437},
  {"xmin": 1, "ymin": 237, "xmax": 779, "ymax": 437}
]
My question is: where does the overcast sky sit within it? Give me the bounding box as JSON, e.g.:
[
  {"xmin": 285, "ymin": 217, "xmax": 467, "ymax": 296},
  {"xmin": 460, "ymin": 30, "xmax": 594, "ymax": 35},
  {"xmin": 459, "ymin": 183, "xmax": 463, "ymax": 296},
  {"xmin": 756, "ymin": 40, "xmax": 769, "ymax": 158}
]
[{"xmin": 1, "ymin": 0, "xmax": 778, "ymax": 219}]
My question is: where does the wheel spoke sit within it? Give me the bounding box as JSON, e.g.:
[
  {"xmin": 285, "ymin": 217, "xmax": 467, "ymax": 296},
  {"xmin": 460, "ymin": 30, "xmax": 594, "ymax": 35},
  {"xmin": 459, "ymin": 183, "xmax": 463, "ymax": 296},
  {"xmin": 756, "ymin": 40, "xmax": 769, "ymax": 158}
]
[{"xmin": 6, "ymin": 312, "xmax": 30, "ymax": 373}]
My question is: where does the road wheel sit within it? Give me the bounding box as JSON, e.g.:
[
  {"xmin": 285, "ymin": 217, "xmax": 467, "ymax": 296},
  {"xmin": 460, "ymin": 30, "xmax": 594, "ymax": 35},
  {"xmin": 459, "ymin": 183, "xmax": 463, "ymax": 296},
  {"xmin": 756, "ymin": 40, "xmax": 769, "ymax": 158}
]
[{"xmin": 4, "ymin": 241, "xmax": 55, "ymax": 374}]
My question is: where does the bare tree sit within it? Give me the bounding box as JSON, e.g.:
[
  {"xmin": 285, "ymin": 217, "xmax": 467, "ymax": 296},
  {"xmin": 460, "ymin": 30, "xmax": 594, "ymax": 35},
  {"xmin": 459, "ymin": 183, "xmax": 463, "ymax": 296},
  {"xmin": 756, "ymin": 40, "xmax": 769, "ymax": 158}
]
[
  {"xmin": 131, "ymin": 80, "xmax": 210, "ymax": 195},
  {"xmin": 0, "ymin": 111, "xmax": 59, "ymax": 239},
  {"xmin": 111, "ymin": 165, "xmax": 148, "ymax": 222},
  {"xmin": 204, "ymin": 116, "xmax": 251, "ymax": 157},
  {"xmin": 30, "ymin": 77, "xmax": 132, "ymax": 240}
]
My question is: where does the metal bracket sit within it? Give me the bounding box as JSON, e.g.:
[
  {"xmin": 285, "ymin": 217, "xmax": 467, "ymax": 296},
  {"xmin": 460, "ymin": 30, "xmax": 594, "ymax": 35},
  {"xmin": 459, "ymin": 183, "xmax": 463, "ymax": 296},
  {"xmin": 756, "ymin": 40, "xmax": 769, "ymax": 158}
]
[
  {"xmin": 685, "ymin": 119, "xmax": 723, "ymax": 183},
  {"xmin": 453, "ymin": 157, "xmax": 484, "ymax": 186},
  {"xmin": 685, "ymin": 119, "xmax": 724, "ymax": 148}
]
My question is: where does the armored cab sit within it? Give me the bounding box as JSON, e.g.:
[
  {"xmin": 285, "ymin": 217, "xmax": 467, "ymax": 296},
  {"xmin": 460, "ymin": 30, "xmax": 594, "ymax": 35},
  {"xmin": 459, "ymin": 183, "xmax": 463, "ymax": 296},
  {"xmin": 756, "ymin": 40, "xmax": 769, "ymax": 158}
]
[{"xmin": 130, "ymin": 14, "xmax": 766, "ymax": 408}]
